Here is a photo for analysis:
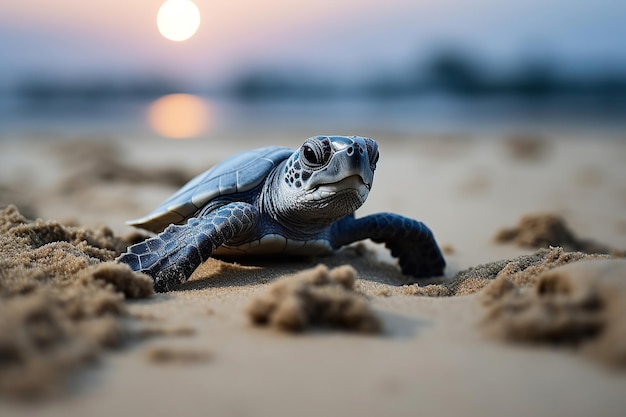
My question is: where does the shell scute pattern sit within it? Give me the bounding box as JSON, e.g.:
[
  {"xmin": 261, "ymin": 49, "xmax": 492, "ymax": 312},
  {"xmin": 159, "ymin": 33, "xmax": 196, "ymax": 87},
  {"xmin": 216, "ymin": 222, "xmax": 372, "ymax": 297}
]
[{"xmin": 128, "ymin": 146, "xmax": 292, "ymax": 232}]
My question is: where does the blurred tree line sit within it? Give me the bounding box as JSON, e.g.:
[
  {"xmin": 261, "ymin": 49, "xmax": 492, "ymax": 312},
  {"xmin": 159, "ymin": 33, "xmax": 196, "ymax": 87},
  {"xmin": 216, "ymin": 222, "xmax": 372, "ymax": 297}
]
[
  {"xmin": 231, "ymin": 49, "xmax": 626, "ymax": 103},
  {"xmin": 13, "ymin": 48, "xmax": 626, "ymax": 105}
]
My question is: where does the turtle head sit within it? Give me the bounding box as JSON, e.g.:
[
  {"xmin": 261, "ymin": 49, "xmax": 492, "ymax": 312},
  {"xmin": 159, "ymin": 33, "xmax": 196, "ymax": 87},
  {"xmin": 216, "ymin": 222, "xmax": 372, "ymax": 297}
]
[{"xmin": 277, "ymin": 135, "xmax": 379, "ymax": 224}]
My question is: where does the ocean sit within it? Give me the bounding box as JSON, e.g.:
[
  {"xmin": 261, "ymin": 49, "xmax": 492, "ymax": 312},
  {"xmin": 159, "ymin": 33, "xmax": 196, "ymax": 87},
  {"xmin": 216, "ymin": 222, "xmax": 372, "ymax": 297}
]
[{"xmin": 1, "ymin": 94, "xmax": 625, "ymax": 141}]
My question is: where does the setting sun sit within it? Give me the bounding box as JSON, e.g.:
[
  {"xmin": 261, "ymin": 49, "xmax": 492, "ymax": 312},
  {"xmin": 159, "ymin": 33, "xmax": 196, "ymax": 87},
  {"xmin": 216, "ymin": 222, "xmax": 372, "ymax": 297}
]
[{"xmin": 157, "ymin": 0, "xmax": 201, "ymax": 42}]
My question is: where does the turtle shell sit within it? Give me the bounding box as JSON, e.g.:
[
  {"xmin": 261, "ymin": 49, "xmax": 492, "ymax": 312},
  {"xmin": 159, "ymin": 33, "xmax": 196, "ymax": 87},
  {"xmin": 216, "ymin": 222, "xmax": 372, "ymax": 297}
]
[{"xmin": 127, "ymin": 146, "xmax": 293, "ymax": 233}]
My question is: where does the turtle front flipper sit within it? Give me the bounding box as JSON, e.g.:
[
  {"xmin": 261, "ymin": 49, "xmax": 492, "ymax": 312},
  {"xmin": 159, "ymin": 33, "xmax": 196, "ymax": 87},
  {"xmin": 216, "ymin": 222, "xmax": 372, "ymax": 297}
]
[
  {"xmin": 330, "ymin": 213, "xmax": 445, "ymax": 279},
  {"xmin": 117, "ymin": 202, "xmax": 259, "ymax": 292}
]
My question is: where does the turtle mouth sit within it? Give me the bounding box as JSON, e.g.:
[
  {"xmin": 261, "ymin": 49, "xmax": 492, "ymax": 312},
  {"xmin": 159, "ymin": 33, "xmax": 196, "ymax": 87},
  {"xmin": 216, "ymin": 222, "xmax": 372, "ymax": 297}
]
[{"xmin": 304, "ymin": 175, "xmax": 370, "ymax": 201}]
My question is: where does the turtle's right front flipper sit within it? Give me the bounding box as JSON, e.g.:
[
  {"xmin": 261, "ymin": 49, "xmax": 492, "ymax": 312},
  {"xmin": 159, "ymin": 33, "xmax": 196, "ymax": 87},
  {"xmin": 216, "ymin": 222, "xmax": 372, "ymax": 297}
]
[
  {"xmin": 117, "ymin": 202, "xmax": 258, "ymax": 292},
  {"xmin": 330, "ymin": 213, "xmax": 445, "ymax": 279}
]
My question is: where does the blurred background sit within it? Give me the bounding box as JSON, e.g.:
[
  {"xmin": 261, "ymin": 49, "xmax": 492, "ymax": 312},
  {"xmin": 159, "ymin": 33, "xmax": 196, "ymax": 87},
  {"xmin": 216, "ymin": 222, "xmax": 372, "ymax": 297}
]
[{"xmin": 1, "ymin": 0, "xmax": 625, "ymax": 140}]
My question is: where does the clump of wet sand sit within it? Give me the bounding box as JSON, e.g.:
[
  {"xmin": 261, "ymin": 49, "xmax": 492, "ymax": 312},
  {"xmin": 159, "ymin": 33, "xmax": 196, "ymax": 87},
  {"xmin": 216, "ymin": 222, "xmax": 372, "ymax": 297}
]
[
  {"xmin": 482, "ymin": 259, "xmax": 626, "ymax": 368},
  {"xmin": 494, "ymin": 213, "xmax": 616, "ymax": 254},
  {"xmin": 0, "ymin": 205, "xmax": 153, "ymax": 398},
  {"xmin": 247, "ymin": 264, "xmax": 382, "ymax": 334}
]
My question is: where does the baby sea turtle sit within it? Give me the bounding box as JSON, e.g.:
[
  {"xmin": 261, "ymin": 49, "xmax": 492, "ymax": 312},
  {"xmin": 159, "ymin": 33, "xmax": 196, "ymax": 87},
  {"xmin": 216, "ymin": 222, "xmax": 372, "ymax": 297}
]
[{"xmin": 117, "ymin": 135, "xmax": 445, "ymax": 292}]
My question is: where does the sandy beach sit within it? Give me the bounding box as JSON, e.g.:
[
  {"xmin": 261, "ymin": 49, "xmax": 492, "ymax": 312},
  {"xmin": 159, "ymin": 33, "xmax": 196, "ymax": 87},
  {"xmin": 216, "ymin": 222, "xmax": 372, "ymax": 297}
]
[{"xmin": 1, "ymin": 131, "xmax": 626, "ymax": 417}]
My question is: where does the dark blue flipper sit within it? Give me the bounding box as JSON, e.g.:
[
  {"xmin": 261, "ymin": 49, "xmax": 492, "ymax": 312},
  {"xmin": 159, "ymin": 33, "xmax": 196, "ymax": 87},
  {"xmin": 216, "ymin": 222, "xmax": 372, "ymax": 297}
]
[
  {"xmin": 117, "ymin": 202, "xmax": 258, "ymax": 292},
  {"xmin": 330, "ymin": 213, "xmax": 445, "ymax": 279}
]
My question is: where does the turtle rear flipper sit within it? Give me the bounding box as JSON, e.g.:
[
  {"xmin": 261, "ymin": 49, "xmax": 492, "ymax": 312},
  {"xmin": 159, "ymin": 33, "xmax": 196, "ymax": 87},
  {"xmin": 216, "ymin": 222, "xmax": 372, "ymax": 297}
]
[
  {"xmin": 330, "ymin": 213, "xmax": 445, "ymax": 279},
  {"xmin": 117, "ymin": 202, "xmax": 259, "ymax": 292}
]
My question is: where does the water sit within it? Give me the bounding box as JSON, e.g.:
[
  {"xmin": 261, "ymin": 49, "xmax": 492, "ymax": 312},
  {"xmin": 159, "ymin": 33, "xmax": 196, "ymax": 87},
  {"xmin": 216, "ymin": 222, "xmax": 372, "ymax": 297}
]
[{"xmin": 1, "ymin": 94, "xmax": 625, "ymax": 140}]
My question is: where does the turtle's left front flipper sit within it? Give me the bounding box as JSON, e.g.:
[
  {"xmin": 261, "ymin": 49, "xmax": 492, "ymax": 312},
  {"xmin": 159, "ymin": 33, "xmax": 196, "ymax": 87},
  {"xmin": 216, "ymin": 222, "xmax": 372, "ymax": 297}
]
[
  {"xmin": 330, "ymin": 213, "xmax": 445, "ymax": 279},
  {"xmin": 117, "ymin": 202, "xmax": 258, "ymax": 292}
]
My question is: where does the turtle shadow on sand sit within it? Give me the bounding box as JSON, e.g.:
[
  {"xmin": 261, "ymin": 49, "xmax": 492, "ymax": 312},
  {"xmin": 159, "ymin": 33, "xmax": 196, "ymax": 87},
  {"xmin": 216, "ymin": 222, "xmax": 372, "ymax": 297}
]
[{"xmin": 178, "ymin": 245, "xmax": 416, "ymax": 291}]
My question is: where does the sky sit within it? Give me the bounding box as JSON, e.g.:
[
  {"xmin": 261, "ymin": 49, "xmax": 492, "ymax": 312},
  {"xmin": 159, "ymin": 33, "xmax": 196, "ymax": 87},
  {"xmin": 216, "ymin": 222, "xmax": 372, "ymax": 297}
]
[{"xmin": 1, "ymin": 0, "xmax": 625, "ymax": 89}]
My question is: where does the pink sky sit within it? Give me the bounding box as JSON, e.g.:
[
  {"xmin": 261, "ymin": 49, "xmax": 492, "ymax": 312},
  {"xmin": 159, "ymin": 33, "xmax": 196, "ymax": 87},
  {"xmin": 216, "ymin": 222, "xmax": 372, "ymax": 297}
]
[
  {"xmin": 2, "ymin": 1, "xmax": 388, "ymax": 81},
  {"xmin": 2, "ymin": 0, "xmax": 625, "ymax": 86}
]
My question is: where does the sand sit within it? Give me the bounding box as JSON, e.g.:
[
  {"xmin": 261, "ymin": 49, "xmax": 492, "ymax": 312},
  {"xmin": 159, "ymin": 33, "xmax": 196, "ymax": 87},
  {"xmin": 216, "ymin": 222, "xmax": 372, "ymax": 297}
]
[
  {"xmin": 494, "ymin": 213, "xmax": 616, "ymax": 255},
  {"xmin": 247, "ymin": 264, "xmax": 381, "ymax": 333},
  {"xmin": 0, "ymin": 206, "xmax": 153, "ymax": 397},
  {"xmin": 482, "ymin": 259, "xmax": 626, "ymax": 367},
  {"xmin": 0, "ymin": 133, "xmax": 625, "ymax": 416}
]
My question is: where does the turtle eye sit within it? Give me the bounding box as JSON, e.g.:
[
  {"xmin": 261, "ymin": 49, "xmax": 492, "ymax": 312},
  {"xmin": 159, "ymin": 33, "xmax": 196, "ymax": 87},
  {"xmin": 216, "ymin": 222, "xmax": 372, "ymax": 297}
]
[{"xmin": 301, "ymin": 142, "xmax": 324, "ymax": 167}]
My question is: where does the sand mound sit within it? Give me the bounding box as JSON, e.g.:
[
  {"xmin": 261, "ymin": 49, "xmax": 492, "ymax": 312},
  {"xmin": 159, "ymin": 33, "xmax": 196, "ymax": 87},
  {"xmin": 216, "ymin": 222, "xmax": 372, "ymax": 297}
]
[
  {"xmin": 247, "ymin": 264, "xmax": 382, "ymax": 333},
  {"xmin": 402, "ymin": 247, "xmax": 608, "ymax": 297},
  {"xmin": 55, "ymin": 141, "xmax": 191, "ymax": 193},
  {"xmin": 0, "ymin": 205, "xmax": 153, "ymax": 398},
  {"xmin": 494, "ymin": 213, "xmax": 614, "ymax": 254},
  {"xmin": 145, "ymin": 347, "xmax": 213, "ymax": 365},
  {"xmin": 503, "ymin": 133, "xmax": 549, "ymax": 161},
  {"xmin": 0, "ymin": 185, "xmax": 38, "ymax": 220},
  {"xmin": 482, "ymin": 259, "xmax": 626, "ymax": 368}
]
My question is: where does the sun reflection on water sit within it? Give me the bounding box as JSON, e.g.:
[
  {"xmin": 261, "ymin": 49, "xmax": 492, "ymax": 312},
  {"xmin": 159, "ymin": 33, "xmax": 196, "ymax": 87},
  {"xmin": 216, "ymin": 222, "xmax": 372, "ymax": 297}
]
[{"xmin": 147, "ymin": 94, "xmax": 211, "ymax": 139}]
